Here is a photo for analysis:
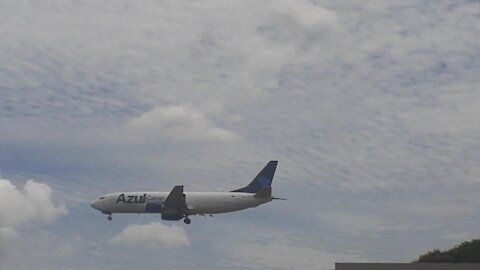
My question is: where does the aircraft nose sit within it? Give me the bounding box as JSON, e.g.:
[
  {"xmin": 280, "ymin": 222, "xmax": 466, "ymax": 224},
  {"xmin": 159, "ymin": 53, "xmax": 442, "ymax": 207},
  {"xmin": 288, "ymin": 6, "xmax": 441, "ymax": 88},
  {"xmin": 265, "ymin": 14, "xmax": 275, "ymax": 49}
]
[{"xmin": 91, "ymin": 200, "xmax": 101, "ymax": 210}]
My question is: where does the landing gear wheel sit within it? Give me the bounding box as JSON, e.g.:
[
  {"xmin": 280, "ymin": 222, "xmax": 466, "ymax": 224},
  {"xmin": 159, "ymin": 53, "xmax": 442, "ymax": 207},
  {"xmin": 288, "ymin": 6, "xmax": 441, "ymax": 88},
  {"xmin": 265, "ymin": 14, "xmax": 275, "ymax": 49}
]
[
  {"xmin": 107, "ymin": 215, "xmax": 112, "ymax": 221},
  {"xmin": 184, "ymin": 217, "xmax": 191, "ymax": 224}
]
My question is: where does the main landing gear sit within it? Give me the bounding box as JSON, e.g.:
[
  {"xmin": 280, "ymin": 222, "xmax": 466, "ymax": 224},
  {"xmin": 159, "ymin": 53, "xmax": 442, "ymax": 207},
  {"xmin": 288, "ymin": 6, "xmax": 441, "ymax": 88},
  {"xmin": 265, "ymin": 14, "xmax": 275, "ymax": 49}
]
[{"xmin": 183, "ymin": 216, "xmax": 191, "ymax": 225}]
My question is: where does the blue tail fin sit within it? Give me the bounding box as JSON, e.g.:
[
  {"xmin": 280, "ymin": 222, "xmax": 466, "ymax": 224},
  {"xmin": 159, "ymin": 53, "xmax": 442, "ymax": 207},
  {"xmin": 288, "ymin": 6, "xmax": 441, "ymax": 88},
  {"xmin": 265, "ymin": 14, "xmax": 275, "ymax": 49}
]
[{"xmin": 231, "ymin": 161, "xmax": 278, "ymax": 193}]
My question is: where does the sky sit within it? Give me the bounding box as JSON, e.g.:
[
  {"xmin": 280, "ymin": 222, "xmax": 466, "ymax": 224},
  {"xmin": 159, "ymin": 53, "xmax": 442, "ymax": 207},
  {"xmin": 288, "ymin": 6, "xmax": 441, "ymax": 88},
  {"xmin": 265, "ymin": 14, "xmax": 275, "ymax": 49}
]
[{"xmin": 0, "ymin": 0, "xmax": 479, "ymax": 269}]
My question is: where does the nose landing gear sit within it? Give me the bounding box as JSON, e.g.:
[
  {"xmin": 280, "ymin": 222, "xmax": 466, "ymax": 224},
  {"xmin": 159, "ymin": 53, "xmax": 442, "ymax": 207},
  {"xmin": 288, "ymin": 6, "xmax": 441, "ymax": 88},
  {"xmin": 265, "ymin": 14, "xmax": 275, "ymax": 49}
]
[
  {"xmin": 102, "ymin": 211, "xmax": 113, "ymax": 221},
  {"xmin": 183, "ymin": 216, "xmax": 191, "ymax": 224}
]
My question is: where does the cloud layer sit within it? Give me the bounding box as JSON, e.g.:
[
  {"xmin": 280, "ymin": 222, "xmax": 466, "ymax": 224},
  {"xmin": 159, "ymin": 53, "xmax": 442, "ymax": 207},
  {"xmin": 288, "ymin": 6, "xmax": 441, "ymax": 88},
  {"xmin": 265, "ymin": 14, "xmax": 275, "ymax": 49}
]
[{"xmin": 0, "ymin": 0, "xmax": 479, "ymax": 269}]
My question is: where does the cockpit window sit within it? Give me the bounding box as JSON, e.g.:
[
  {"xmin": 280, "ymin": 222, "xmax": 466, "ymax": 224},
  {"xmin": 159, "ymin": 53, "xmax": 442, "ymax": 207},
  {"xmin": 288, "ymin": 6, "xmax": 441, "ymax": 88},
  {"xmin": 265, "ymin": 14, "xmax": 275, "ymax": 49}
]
[{"xmin": 99, "ymin": 196, "xmax": 106, "ymax": 200}]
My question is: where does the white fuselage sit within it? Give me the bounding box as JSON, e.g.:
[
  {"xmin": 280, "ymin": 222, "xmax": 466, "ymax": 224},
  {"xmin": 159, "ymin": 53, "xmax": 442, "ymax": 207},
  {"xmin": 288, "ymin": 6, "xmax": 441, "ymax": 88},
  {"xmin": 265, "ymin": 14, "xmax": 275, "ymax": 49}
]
[{"xmin": 91, "ymin": 191, "xmax": 271, "ymax": 215}]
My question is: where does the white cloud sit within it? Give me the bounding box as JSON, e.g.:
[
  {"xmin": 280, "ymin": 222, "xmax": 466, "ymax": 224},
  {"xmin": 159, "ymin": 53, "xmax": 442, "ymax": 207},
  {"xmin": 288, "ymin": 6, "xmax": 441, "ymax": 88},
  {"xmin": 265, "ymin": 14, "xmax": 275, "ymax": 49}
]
[
  {"xmin": 127, "ymin": 105, "xmax": 241, "ymax": 143},
  {"xmin": 0, "ymin": 178, "xmax": 67, "ymax": 267},
  {"xmin": 111, "ymin": 222, "xmax": 189, "ymax": 249},
  {"xmin": 0, "ymin": 179, "xmax": 67, "ymax": 230}
]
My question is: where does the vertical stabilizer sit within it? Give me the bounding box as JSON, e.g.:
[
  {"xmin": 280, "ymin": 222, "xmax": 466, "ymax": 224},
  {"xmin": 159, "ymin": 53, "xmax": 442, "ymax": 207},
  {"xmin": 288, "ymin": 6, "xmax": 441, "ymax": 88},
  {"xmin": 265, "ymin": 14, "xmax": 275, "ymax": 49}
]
[{"xmin": 231, "ymin": 161, "xmax": 278, "ymax": 193}]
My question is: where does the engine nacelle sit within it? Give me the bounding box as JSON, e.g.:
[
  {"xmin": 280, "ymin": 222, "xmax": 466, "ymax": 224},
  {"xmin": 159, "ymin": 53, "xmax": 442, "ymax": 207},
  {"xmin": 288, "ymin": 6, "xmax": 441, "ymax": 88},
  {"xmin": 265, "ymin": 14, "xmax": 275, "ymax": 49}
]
[
  {"xmin": 145, "ymin": 201, "xmax": 163, "ymax": 213},
  {"xmin": 161, "ymin": 213, "xmax": 184, "ymax": 221}
]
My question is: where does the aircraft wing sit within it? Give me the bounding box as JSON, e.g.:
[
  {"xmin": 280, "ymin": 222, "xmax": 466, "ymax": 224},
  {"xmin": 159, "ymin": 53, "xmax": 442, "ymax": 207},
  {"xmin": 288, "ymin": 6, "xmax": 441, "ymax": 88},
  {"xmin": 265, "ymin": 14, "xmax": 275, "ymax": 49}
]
[{"xmin": 162, "ymin": 185, "xmax": 187, "ymax": 214}]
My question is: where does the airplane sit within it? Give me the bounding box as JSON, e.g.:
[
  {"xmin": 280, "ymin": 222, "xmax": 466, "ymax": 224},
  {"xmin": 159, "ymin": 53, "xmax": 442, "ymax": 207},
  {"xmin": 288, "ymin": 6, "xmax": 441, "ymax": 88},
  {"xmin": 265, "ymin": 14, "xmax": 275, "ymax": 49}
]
[{"xmin": 90, "ymin": 161, "xmax": 284, "ymax": 224}]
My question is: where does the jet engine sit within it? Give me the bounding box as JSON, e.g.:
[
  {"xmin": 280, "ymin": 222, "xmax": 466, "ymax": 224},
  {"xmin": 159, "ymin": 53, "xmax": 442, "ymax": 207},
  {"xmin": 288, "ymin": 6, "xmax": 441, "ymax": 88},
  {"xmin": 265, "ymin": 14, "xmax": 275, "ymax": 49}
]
[
  {"xmin": 161, "ymin": 213, "xmax": 184, "ymax": 220},
  {"xmin": 145, "ymin": 201, "xmax": 163, "ymax": 213}
]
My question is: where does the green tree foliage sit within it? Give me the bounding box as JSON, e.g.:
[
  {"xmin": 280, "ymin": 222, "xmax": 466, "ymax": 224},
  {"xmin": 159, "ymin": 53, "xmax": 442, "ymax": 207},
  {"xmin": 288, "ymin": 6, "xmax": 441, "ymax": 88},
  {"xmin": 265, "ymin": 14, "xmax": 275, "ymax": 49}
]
[{"xmin": 416, "ymin": 239, "xmax": 480, "ymax": 263}]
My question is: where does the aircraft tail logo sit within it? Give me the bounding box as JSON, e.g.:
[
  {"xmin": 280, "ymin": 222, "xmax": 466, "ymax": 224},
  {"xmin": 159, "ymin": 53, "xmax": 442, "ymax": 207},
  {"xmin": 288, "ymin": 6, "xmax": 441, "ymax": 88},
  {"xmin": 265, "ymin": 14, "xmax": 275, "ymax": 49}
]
[{"xmin": 231, "ymin": 161, "xmax": 278, "ymax": 193}]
